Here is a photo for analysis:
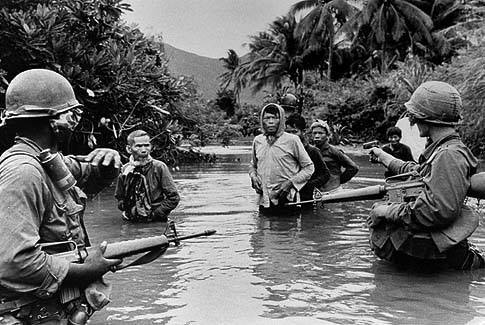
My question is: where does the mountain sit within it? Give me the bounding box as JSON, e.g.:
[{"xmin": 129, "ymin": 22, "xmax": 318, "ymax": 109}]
[
  {"xmin": 162, "ymin": 44, "xmax": 264, "ymax": 105},
  {"xmin": 162, "ymin": 44, "xmax": 224, "ymax": 101}
]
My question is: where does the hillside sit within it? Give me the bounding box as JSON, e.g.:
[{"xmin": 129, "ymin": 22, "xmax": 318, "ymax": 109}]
[
  {"xmin": 163, "ymin": 44, "xmax": 264, "ymax": 105},
  {"xmin": 163, "ymin": 43, "xmax": 224, "ymax": 101}
]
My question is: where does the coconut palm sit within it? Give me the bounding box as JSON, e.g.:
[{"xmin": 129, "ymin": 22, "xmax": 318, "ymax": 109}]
[
  {"xmin": 291, "ymin": 0, "xmax": 359, "ymax": 79},
  {"xmin": 219, "ymin": 49, "xmax": 242, "ymax": 103},
  {"xmin": 349, "ymin": 0, "xmax": 435, "ymax": 72},
  {"xmin": 240, "ymin": 14, "xmax": 304, "ymax": 92},
  {"xmin": 219, "ymin": 49, "xmax": 239, "ymax": 90}
]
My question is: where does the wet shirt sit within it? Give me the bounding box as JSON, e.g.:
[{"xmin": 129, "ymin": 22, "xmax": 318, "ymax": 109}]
[
  {"xmin": 382, "ymin": 142, "xmax": 414, "ymax": 177},
  {"xmin": 0, "ymin": 138, "xmax": 116, "ymax": 300},
  {"xmin": 249, "ymin": 132, "xmax": 314, "ymax": 207},
  {"xmin": 386, "ymin": 132, "xmax": 479, "ymax": 252},
  {"xmin": 115, "ymin": 158, "xmax": 180, "ymax": 219},
  {"xmin": 316, "ymin": 143, "xmax": 359, "ymax": 191}
]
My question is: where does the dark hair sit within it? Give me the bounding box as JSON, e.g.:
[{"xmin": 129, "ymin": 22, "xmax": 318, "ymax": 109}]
[
  {"xmin": 262, "ymin": 104, "xmax": 280, "ymax": 117},
  {"xmin": 386, "ymin": 126, "xmax": 402, "ymax": 138},
  {"xmin": 285, "ymin": 113, "xmax": 306, "ymax": 130},
  {"xmin": 127, "ymin": 129, "xmax": 150, "ymax": 145}
]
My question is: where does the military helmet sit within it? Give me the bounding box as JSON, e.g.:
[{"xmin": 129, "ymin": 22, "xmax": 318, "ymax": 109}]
[
  {"xmin": 404, "ymin": 81, "xmax": 462, "ymax": 126},
  {"xmin": 279, "ymin": 93, "xmax": 298, "ymax": 108},
  {"xmin": 4, "ymin": 69, "xmax": 81, "ymax": 121}
]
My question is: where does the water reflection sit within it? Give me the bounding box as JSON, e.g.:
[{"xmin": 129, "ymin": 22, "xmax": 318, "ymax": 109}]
[{"xmin": 87, "ymin": 148, "xmax": 485, "ymax": 324}]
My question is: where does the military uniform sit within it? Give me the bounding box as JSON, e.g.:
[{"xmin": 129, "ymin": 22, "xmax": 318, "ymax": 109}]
[
  {"xmin": 369, "ymin": 81, "xmax": 485, "ymax": 270},
  {"xmin": 0, "ymin": 138, "xmax": 117, "ymax": 324}
]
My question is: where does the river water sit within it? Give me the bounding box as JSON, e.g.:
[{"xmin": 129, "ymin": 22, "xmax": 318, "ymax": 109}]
[{"xmin": 87, "ymin": 147, "xmax": 485, "ymax": 325}]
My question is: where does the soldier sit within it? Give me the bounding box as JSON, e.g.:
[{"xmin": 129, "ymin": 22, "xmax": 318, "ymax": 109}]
[
  {"xmin": 0, "ymin": 69, "xmax": 122, "ymax": 324},
  {"xmin": 279, "ymin": 93, "xmax": 301, "ymax": 116},
  {"xmin": 368, "ymin": 81, "xmax": 485, "ymax": 270}
]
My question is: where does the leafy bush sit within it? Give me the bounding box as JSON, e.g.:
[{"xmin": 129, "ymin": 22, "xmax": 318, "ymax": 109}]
[{"xmin": 0, "ymin": 0, "xmax": 196, "ymax": 161}]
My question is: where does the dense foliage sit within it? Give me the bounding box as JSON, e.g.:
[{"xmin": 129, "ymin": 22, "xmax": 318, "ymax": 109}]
[{"xmin": 0, "ymin": 0, "xmax": 198, "ymax": 162}]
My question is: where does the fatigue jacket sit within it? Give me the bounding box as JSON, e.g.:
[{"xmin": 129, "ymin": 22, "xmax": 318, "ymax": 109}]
[
  {"xmin": 374, "ymin": 132, "xmax": 479, "ymax": 257},
  {"xmin": 0, "ymin": 137, "xmax": 117, "ymax": 301}
]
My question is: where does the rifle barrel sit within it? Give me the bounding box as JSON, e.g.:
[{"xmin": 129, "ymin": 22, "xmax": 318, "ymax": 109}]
[{"xmin": 167, "ymin": 229, "xmax": 217, "ymax": 242}]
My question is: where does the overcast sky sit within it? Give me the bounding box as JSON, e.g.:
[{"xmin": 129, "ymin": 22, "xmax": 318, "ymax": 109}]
[{"xmin": 123, "ymin": 0, "xmax": 297, "ymax": 59}]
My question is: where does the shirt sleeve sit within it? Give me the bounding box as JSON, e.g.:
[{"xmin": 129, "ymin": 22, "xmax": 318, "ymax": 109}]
[
  {"xmin": 336, "ymin": 149, "xmax": 359, "ymax": 184},
  {"xmin": 387, "ymin": 149, "xmax": 470, "ymax": 229},
  {"xmin": 114, "ymin": 171, "xmax": 125, "ymax": 202},
  {"xmin": 248, "ymin": 140, "xmax": 258, "ymax": 179},
  {"xmin": 0, "ymin": 163, "xmax": 70, "ymax": 298},
  {"xmin": 289, "ymin": 138, "xmax": 314, "ymax": 190},
  {"xmin": 64, "ymin": 155, "xmax": 119, "ymax": 196},
  {"xmin": 153, "ymin": 163, "xmax": 180, "ymax": 217}
]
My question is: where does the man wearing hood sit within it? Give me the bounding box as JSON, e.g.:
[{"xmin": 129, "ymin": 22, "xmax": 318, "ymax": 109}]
[{"xmin": 249, "ymin": 103, "xmax": 314, "ymax": 215}]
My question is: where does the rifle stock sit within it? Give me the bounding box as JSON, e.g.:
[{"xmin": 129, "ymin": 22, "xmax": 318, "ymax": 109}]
[{"xmin": 52, "ymin": 229, "xmax": 217, "ymax": 264}]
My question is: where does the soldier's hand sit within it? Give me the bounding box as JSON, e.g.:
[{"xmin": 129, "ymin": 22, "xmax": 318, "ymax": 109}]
[
  {"xmin": 84, "ymin": 241, "xmax": 122, "ymax": 275},
  {"xmin": 368, "ymin": 147, "xmax": 384, "ymax": 163},
  {"xmin": 82, "ymin": 148, "xmax": 121, "ymax": 168},
  {"xmin": 367, "ymin": 203, "xmax": 389, "ymax": 228},
  {"xmin": 250, "ymin": 175, "xmax": 262, "ymax": 193}
]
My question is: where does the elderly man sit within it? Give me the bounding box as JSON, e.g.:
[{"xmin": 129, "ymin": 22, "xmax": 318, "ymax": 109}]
[{"xmin": 249, "ymin": 103, "xmax": 314, "ymax": 215}]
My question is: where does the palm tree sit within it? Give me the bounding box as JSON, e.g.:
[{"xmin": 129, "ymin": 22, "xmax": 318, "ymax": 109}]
[
  {"xmin": 219, "ymin": 49, "xmax": 239, "ymax": 90},
  {"xmin": 219, "ymin": 49, "xmax": 241, "ymax": 103},
  {"xmin": 349, "ymin": 0, "xmax": 435, "ymax": 72},
  {"xmin": 291, "ymin": 0, "xmax": 359, "ymax": 79},
  {"xmin": 240, "ymin": 14, "xmax": 304, "ymax": 93}
]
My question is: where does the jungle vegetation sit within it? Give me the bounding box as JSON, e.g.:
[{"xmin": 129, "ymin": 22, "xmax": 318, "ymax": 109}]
[
  {"xmin": 0, "ymin": 0, "xmax": 483, "ymax": 162},
  {"xmin": 219, "ymin": 0, "xmax": 485, "ymax": 156}
]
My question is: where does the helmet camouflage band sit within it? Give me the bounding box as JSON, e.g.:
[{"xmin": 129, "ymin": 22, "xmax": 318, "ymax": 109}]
[
  {"xmin": 404, "ymin": 81, "xmax": 462, "ymax": 126},
  {"xmin": 4, "ymin": 69, "xmax": 81, "ymax": 121}
]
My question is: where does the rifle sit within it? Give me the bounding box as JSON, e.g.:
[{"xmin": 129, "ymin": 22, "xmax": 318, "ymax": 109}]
[
  {"xmin": 287, "ymin": 172, "xmax": 485, "ymax": 206},
  {"xmin": 45, "ymin": 223, "xmax": 216, "ymax": 269}
]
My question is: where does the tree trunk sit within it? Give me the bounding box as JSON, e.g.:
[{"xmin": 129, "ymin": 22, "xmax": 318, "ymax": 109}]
[{"xmin": 327, "ymin": 35, "xmax": 334, "ymax": 80}]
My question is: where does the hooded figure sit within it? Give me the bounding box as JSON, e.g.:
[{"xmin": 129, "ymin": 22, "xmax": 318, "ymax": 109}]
[{"xmin": 249, "ymin": 103, "xmax": 314, "ymax": 212}]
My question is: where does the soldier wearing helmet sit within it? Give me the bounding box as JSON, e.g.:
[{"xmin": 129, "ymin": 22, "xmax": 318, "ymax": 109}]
[
  {"xmin": 368, "ymin": 81, "xmax": 485, "ymax": 270},
  {"xmin": 0, "ymin": 69, "xmax": 122, "ymax": 324},
  {"xmin": 279, "ymin": 93, "xmax": 301, "ymax": 115}
]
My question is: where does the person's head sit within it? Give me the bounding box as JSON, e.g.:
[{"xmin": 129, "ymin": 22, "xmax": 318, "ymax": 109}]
[
  {"xmin": 260, "ymin": 103, "xmax": 284, "ymax": 136},
  {"xmin": 404, "ymin": 81, "xmax": 462, "ymax": 138},
  {"xmin": 3, "ymin": 69, "xmax": 83, "ymax": 146},
  {"xmin": 126, "ymin": 130, "xmax": 152, "ymax": 160},
  {"xmin": 285, "ymin": 113, "xmax": 306, "ymax": 140},
  {"xmin": 386, "ymin": 126, "xmax": 402, "ymax": 145},
  {"xmin": 310, "ymin": 119, "xmax": 330, "ymax": 145}
]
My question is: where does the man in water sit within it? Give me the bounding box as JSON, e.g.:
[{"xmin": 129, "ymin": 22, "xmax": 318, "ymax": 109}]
[
  {"xmin": 115, "ymin": 129, "xmax": 180, "ymax": 223},
  {"xmin": 310, "ymin": 120, "xmax": 359, "ymax": 192},
  {"xmin": 285, "ymin": 113, "xmax": 330, "ymax": 203},
  {"xmin": 381, "ymin": 126, "xmax": 414, "ymax": 177},
  {"xmin": 368, "ymin": 81, "xmax": 485, "ymax": 270},
  {"xmin": 249, "ymin": 103, "xmax": 314, "ymax": 215},
  {"xmin": 0, "ymin": 69, "xmax": 122, "ymax": 324}
]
